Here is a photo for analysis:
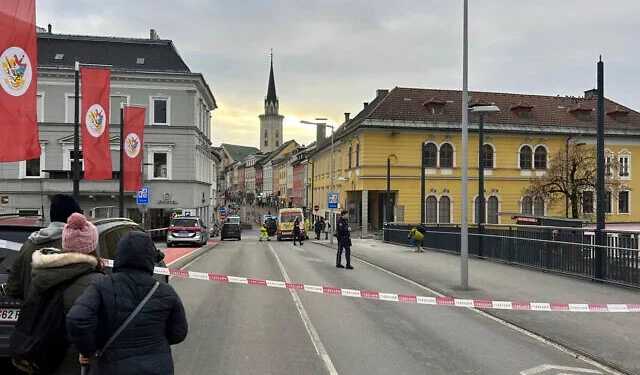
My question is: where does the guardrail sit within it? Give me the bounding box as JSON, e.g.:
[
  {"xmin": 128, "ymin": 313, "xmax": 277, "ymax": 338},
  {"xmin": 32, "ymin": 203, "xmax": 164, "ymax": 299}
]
[{"xmin": 383, "ymin": 223, "xmax": 640, "ymax": 288}]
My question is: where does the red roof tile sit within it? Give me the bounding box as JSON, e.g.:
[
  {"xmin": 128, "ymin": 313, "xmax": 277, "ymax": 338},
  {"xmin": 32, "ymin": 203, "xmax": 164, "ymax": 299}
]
[{"xmin": 365, "ymin": 87, "xmax": 640, "ymax": 129}]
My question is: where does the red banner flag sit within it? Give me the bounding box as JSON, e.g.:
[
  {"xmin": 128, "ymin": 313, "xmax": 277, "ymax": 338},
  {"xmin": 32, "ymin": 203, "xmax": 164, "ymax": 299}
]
[
  {"xmin": 81, "ymin": 67, "xmax": 112, "ymax": 180},
  {"xmin": 0, "ymin": 0, "xmax": 41, "ymax": 162},
  {"xmin": 123, "ymin": 106, "xmax": 146, "ymax": 191}
]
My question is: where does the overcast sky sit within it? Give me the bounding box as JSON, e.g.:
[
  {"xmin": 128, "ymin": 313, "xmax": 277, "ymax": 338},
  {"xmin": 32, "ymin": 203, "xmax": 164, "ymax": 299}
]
[{"xmin": 37, "ymin": 0, "xmax": 640, "ymax": 148}]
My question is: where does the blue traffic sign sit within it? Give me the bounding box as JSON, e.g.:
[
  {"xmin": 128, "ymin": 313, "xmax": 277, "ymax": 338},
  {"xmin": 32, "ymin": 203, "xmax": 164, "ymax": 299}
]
[
  {"xmin": 220, "ymin": 206, "xmax": 227, "ymax": 214},
  {"xmin": 136, "ymin": 187, "xmax": 149, "ymax": 205},
  {"xmin": 327, "ymin": 192, "xmax": 339, "ymax": 209}
]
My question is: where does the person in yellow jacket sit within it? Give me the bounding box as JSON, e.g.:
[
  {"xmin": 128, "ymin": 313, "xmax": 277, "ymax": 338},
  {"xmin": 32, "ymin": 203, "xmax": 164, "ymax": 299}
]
[
  {"xmin": 259, "ymin": 221, "xmax": 270, "ymax": 241},
  {"xmin": 407, "ymin": 227, "xmax": 424, "ymax": 252},
  {"xmin": 304, "ymin": 217, "xmax": 311, "ymax": 240}
]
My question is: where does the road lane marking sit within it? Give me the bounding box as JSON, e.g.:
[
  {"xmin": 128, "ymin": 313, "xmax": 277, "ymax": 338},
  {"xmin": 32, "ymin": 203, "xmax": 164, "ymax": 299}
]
[{"xmin": 268, "ymin": 243, "xmax": 339, "ymax": 375}]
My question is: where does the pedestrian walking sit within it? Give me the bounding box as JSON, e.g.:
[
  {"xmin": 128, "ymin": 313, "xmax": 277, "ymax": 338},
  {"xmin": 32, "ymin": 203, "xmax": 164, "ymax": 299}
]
[
  {"xmin": 336, "ymin": 210, "xmax": 353, "ymax": 269},
  {"xmin": 314, "ymin": 218, "xmax": 323, "ymax": 240},
  {"xmin": 407, "ymin": 227, "xmax": 425, "ymax": 252},
  {"xmin": 67, "ymin": 232, "xmax": 188, "ymax": 375},
  {"xmin": 10, "ymin": 213, "xmax": 104, "ymax": 375},
  {"xmin": 6, "ymin": 194, "xmax": 83, "ymax": 301},
  {"xmin": 293, "ymin": 217, "xmax": 304, "ymax": 246}
]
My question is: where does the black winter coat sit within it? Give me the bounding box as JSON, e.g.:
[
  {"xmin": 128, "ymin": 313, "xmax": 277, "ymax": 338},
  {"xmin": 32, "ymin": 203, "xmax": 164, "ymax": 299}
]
[{"xmin": 66, "ymin": 232, "xmax": 188, "ymax": 375}]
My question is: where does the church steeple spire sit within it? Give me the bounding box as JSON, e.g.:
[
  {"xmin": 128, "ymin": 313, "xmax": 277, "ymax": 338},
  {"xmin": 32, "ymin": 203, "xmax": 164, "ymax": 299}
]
[{"xmin": 265, "ymin": 49, "xmax": 278, "ymax": 115}]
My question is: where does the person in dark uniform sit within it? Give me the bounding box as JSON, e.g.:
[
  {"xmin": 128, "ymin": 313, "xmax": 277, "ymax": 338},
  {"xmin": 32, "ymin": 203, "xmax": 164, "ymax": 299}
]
[
  {"xmin": 293, "ymin": 217, "xmax": 303, "ymax": 246},
  {"xmin": 336, "ymin": 210, "xmax": 353, "ymax": 269}
]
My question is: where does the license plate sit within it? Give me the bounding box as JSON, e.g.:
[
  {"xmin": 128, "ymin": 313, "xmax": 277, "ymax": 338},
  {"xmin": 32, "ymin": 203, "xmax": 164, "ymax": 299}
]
[
  {"xmin": 178, "ymin": 231, "xmax": 190, "ymax": 237},
  {"xmin": 0, "ymin": 308, "xmax": 20, "ymax": 322}
]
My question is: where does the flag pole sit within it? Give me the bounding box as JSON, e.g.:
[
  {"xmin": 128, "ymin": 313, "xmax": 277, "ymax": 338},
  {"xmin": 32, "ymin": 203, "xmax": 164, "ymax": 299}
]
[
  {"xmin": 73, "ymin": 61, "xmax": 80, "ymax": 202},
  {"xmin": 119, "ymin": 103, "xmax": 125, "ymax": 218}
]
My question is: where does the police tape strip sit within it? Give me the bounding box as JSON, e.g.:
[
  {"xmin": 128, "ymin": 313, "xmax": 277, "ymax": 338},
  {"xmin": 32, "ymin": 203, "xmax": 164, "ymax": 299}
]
[{"xmin": 100, "ymin": 259, "xmax": 640, "ymax": 313}]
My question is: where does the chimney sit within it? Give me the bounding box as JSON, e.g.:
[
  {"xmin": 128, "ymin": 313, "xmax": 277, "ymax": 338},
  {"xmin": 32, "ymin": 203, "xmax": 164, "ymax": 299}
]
[
  {"xmin": 47, "ymin": 23, "xmax": 52, "ymax": 34},
  {"xmin": 376, "ymin": 89, "xmax": 389, "ymax": 98},
  {"xmin": 316, "ymin": 123, "xmax": 326, "ymax": 145},
  {"xmin": 363, "ymin": 102, "xmax": 369, "ymax": 108},
  {"xmin": 584, "ymin": 88, "xmax": 597, "ymax": 100},
  {"xmin": 344, "ymin": 113, "xmax": 350, "ymax": 122},
  {"xmin": 150, "ymin": 29, "xmax": 160, "ymax": 40}
]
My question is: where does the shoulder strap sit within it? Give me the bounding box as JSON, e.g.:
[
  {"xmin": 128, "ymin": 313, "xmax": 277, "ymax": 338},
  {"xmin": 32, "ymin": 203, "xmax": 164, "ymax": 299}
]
[{"xmin": 98, "ymin": 281, "xmax": 159, "ymax": 357}]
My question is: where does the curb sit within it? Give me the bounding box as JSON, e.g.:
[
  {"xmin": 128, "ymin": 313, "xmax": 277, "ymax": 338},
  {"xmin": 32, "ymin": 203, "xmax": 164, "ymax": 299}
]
[
  {"xmin": 313, "ymin": 241, "xmax": 636, "ymax": 375},
  {"xmin": 167, "ymin": 241, "xmax": 219, "ymax": 270}
]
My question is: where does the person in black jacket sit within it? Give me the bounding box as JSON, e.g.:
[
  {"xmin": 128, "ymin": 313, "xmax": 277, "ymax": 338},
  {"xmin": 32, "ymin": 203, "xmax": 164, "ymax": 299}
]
[
  {"xmin": 66, "ymin": 232, "xmax": 188, "ymax": 375},
  {"xmin": 336, "ymin": 210, "xmax": 353, "ymax": 269},
  {"xmin": 293, "ymin": 216, "xmax": 303, "ymax": 246}
]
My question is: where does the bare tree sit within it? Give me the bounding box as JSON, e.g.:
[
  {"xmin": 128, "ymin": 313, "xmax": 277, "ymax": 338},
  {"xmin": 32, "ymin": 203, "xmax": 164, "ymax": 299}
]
[{"xmin": 523, "ymin": 145, "xmax": 624, "ymax": 219}]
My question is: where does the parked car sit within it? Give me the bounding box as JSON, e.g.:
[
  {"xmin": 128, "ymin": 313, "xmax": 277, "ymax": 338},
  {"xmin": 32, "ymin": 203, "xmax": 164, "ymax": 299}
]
[
  {"xmin": 220, "ymin": 221, "xmax": 241, "ymax": 241},
  {"xmin": 166, "ymin": 216, "xmax": 209, "ymax": 247},
  {"xmin": 0, "ymin": 214, "xmax": 168, "ymax": 360}
]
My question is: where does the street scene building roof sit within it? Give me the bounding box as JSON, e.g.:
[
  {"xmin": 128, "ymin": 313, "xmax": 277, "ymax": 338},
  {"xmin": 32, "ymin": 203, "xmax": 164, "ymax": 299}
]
[{"xmin": 221, "ymin": 144, "xmax": 261, "ymax": 164}]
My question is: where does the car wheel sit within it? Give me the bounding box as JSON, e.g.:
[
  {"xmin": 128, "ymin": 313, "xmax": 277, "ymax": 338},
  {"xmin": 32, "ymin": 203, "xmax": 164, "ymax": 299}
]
[
  {"xmin": 238, "ymin": 236, "xmax": 241, "ymax": 241},
  {"xmin": 166, "ymin": 242, "xmax": 172, "ymax": 248},
  {"xmin": 220, "ymin": 236, "xmax": 224, "ymax": 241}
]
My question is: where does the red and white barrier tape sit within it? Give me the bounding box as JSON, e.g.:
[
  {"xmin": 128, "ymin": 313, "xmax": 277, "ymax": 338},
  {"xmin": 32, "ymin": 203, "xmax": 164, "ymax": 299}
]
[{"xmin": 101, "ymin": 259, "xmax": 639, "ymax": 313}]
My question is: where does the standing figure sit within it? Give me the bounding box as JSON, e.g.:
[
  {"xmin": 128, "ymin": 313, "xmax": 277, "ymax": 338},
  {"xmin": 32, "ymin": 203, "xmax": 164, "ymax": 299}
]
[
  {"xmin": 336, "ymin": 210, "xmax": 353, "ymax": 269},
  {"xmin": 292, "ymin": 217, "xmax": 303, "ymax": 246}
]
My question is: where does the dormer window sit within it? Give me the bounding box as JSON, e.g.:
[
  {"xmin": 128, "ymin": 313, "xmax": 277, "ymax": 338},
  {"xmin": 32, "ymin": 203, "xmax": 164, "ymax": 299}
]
[
  {"xmin": 569, "ymin": 105, "xmax": 593, "ymax": 122},
  {"xmin": 423, "ymin": 96, "xmax": 446, "ymax": 115},
  {"xmin": 136, "ymin": 57, "xmax": 145, "ymax": 65},
  {"xmin": 510, "ymin": 102, "xmax": 534, "ymax": 119},
  {"xmin": 54, "ymin": 53, "xmax": 64, "ymax": 60},
  {"xmin": 607, "ymin": 107, "xmax": 630, "ymax": 123}
]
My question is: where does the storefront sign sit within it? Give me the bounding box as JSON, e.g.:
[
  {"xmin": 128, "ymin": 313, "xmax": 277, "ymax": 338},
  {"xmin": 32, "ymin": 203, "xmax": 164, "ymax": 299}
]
[{"xmin": 158, "ymin": 192, "xmax": 178, "ymax": 205}]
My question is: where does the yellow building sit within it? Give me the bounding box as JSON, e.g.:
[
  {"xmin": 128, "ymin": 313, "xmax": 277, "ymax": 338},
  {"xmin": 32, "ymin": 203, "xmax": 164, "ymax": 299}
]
[{"xmin": 309, "ymin": 87, "xmax": 640, "ymax": 233}]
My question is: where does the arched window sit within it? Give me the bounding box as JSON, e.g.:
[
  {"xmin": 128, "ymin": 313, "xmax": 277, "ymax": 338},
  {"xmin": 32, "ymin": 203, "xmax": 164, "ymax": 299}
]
[
  {"xmin": 438, "ymin": 196, "xmax": 451, "ymax": 223},
  {"xmin": 348, "ymin": 144, "xmax": 353, "ymax": 169},
  {"xmin": 264, "ymin": 129, "xmax": 268, "ymax": 138},
  {"xmin": 275, "ymin": 130, "xmax": 279, "ymax": 139},
  {"xmin": 483, "ymin": 144, "xmax": 494, "ymax": 169},
  {"xmin": 520, "ymin": 145, "xmax": 532, "ymax": 169},
  {"xmin": 533, "ymin": 196, "xmax": 545, "ymax": 216},
  {"xmin": 521, "ymin": 196, "xmax": 533, "ymax": 214},
  {"xmin": 487, "ymin": 196, "xmax": 499, "ymax": 224},
  {"xmin": 425, "ymin": 196, "xmax": 437, "ymax": 223},
  {"xmin": 440, "ymin": 143, "xmax": 453, "ymax": 168},
  {"xmin": 423, "ymin": 142, "xmax": 437, "ymax": 168},
  {"xmin": 355, "ymin": 143, "xmax": 360, "ymax": 167},
  {"xmin": 534, "ymin": 146, "xmax": 547, "ymax": 169}
]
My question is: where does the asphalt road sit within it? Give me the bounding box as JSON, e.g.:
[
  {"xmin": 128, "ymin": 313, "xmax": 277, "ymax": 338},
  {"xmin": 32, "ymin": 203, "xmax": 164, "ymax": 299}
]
[{"xmin": 170, "ymin": 230, "xmax": 616, "ymax": 375}]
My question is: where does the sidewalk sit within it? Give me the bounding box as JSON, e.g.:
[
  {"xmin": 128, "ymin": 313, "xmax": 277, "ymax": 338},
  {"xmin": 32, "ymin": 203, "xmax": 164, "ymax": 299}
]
[{"xmin": 315, "ymin": 238, "xmax": 640, "ymax": 374}]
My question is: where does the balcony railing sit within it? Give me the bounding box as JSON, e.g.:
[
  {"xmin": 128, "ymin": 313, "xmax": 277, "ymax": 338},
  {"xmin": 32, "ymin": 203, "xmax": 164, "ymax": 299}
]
[{"xmin": 43, "ymin": 170, "xmax": 122, "ymax": 180}]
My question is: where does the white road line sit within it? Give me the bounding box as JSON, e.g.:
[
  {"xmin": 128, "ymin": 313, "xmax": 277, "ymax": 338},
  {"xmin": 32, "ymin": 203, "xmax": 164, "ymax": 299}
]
[
  {"xmin": 268, "ymin": 243, "xmax": 339, "ymax": 375},
  {"xmin": 349, "ymin": 254, "xmax": 623, "ymax": 375}
]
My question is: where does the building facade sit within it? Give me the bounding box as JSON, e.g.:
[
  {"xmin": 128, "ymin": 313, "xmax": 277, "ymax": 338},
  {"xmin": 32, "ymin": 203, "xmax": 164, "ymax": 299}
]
[
  {"xmin": 309, "ymin": 87, "xmax": 640, "ymax": 233},
  {"xmin": 0, "ymin": 30, "xmax": 217, "ymax": 228}
]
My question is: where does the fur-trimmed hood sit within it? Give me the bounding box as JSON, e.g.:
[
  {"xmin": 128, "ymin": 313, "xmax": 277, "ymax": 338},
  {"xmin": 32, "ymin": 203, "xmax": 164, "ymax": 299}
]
[{"xmin": 31, "ymin": 248, "xmax": 102, "ymax": 293}]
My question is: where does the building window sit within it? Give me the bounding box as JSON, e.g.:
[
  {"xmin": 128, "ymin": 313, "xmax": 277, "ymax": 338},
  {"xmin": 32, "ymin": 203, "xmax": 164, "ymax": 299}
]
[
  {"xmin": 20, "ymin": 143, "xmax": 45, "ymax": 178},
  {"xmin": 423, "ymin": 142, "xmax": 437, "ymax": 168},
  {"xmin": 616, "ymin": 114, "xmax": 629, "ymax": 123},
  {"xmin": 487, "ymin": 196, "xmax": 499, "ymax": 224},
  {"xmin": 68, "ymin": 150, "xmax": 84, "ymax": 171},
  {"xmin": 483, "ymin": 144, "xmax": 494, "ymax": 169},
  {"xmin": 519, "ymin": 145, "xmax": 532, "ymax": 169},
  {"xmin": 65, "ymin": 94, "xmax": 81, "ymax": 123},
  {"xmin": 36, "ymin": 93, "xmax": 44, "ymax": 122},
  {"xmin": 264, "ymin": 129, "xmax": 268, "ymax": 138},
  {"xmin": 578, "ymin": 113, "xmax": 592, "ymax": 122},
  {"xmin": 275, "ymin": 140, "xmax": 279, "ymax": 147},
  {"xmin": 521, "ymin": 196, "xmax": 533, "ymax": 214},
  {"xmin": 425, "ymin": 196, "xmax": 437, "ymax": 223},
  {"xmin": 605, "ymin": 154, "xmax": 613, "ymax": 177},
  {"xmin": 604, "ymin": 191, "xmax": 612, "ymax": 214},
  {"xmin": 519, "ymin": 110, "xmax": 533, "ymax": 119},
  {"xmin": 355, "ymin": 143, "xmax": 360, "ymax": 167},
  {"xmin": 348, "ymin": 144, "xmax": 353, "ymax": 169},
  {"xmin": 430, "ymin": 106, "xmax": 444, "ymax": 115},
  {"xmin": 439, "ymin": 143, "xmax": 453, "ymax": 168},
  {"xmin": 533, "ymin": 196, "xmax": 545, "ymax": 216},
  {"xmin": 534, "ymin": 146, "xmax": 547, "ymax": 169},
  {"xmin": 439, "ymin": 196, "xmax": 451, "ymax": 223},
  {"xmin": 148, "ymin": 146, "xmax": 173, "ymax": 180},
  {"xmin": 619, "ymin": 155, "xmax": 630, "ymax": 178},
  {"xmin": 154, "ymin": 153, "xmax": 167, "ymax": 178},
  {"xmin": 150, "ymin": 96, "xmax": 169, "ymax": 125},
  {"xmin": 582, "ymin": 191, "xmax": 594, "ymax": 214},
  {"xmin": 619, "ymin": 191, "xmax": 630, "ymax": 214},
  {"xmin": 264, "ymin": 140, "xmax": 268, "ymax": 147}
]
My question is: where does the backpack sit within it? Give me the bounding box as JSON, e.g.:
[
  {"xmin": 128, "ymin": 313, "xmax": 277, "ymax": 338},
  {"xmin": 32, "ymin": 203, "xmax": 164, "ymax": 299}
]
[
  {"xmin": 10, "ymin": 271, "xmax": 93, "ymax": 374},
  {"xmin": 416, "ymin": 225, "xmax": 427, "ymax": 235}
]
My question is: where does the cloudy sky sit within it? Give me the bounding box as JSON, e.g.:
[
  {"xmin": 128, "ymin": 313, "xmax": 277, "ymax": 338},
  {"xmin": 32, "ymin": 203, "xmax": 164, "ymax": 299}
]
[{"xmin": 37, "ymin": 0, "xmax": 640, "ymax": 148}]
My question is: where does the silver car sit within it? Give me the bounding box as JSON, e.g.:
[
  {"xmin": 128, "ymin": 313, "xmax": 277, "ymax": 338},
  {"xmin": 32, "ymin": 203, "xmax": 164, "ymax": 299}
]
[{"xmin": 166, "ymin": 216, "xmax": 209, "ymax": 247}]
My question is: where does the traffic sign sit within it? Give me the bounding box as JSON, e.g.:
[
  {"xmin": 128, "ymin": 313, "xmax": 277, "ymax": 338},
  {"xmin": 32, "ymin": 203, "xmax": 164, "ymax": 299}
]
[
  {"xmin": 313, "ymin": 204, "xmax": 319, "ymax": 212},
  {"xmin": 327, "ymin": 193, "xmax": 339, "ymax": 209},
  {"xmin": 220, "ymin": 206, "xmax": 227, "ymax": 214},
  {"xmin": 136, "ymin": 187, "xmax": 149, "ymax": 205}
]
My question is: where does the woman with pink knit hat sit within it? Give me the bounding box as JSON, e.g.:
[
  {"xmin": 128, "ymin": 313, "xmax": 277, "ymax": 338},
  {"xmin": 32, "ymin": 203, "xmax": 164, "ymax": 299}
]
[{"xmin": 25, "ymin": 213, "xmax": 105, "ymax": 375}]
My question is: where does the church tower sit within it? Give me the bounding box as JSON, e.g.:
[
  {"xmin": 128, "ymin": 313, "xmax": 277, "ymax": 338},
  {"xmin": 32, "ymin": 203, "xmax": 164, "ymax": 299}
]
[{"xmin": 259, "ymin": 52, "xmax": 284, "ymax": 153}]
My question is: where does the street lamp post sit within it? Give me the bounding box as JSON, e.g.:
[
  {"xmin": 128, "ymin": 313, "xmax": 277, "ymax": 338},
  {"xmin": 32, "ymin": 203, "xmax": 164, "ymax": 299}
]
[
  {"xmin": 461, "ymin": 0, "xmax": 470, "ymax": 289},
  {"xmin": 471, "ymin": 105, "xmax": 500, "ymax": 259},
  {"xmin": 301, "ymin": 119, "xmax": 335, "ymax": 244}
]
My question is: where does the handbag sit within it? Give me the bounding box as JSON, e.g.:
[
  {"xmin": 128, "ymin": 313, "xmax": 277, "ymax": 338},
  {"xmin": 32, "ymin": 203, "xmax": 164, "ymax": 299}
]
[{"xmin": 81, "ymin": 281, "xmax": 159, "ymax": 374}]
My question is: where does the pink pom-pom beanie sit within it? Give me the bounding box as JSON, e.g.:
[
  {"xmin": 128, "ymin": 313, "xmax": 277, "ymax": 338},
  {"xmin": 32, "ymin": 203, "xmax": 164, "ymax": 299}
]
[{"xmin": 62, "ymin": 213, "xmax": 98, "ymax": 254}]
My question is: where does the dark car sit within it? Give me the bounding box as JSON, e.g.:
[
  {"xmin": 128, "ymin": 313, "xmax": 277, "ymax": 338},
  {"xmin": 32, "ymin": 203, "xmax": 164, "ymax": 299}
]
[
  {"xmin": 265, "ymin": 217, "xmax": 277, "ymax": 236},
  {"xmin": 220, "ymin": 221, "xmax": 241, "ymax": 241},
  {"xmin": 166, "ymin": 216, "xmax": 209, "ymax": 247},
  {"xmin": 0, "ymin": 214, "xmax": 168, "ymax": 361}
]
